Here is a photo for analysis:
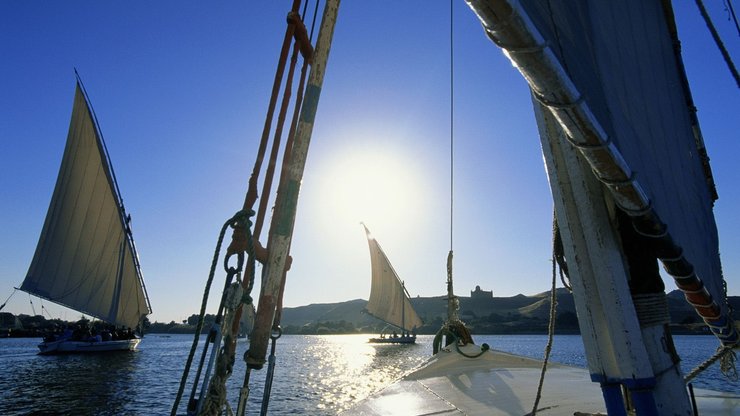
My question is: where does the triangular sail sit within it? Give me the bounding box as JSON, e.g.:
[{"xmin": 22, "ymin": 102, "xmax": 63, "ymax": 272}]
[
  {"xmin": 363, "ymin": 224, "xmax": 423, "ymax": 331},
  {"xmin": 20, "ymin": 83, "xmax": 151, "ymax": 329}
]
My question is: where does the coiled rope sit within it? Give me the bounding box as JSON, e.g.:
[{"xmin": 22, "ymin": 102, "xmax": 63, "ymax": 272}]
[{"xmin": 432, "ymin": 325, "xmax": 489, "ymax": 358}]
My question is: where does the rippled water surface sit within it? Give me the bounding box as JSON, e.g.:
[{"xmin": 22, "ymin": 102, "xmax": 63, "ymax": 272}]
[{"xmin": 1, "ymin": 334, "xmax": 735, "ymax": 415}]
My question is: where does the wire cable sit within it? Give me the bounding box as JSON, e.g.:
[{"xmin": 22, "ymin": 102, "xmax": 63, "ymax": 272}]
[
  {"xmin": 449, "ymin": 0, "xmax": 454, "ymax": 252},
  {"xmin": 695, "ymin": 0, "xmax": 740, "ymax": 88}
]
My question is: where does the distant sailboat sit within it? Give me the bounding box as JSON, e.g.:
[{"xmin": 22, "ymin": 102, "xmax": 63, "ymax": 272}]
[
  {"xmin": 362, "ymin": 224, "xmax": 423, "ymax": 344},
  {"xmin": 19, "ymin": 78, "xmax": 152, "ymax": 354}
]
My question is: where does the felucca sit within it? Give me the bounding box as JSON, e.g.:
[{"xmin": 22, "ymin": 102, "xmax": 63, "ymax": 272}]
[
  {"xmin": 20, "ymin": 76, "xmax": 152, "ymax": 354},
  {"xmin": 362, "ymin": 224, "xmax": 423, "ymax": 344}
]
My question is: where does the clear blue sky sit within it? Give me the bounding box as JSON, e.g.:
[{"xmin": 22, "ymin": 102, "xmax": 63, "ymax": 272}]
[{"xmin": 1, "ymin": 1, "xmax": 738, "ymax": 324}]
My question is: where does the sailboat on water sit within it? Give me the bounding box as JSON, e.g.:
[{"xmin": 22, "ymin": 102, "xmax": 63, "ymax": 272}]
[
  {"xmin": 362, "ymin": 224, "xmax": 423, "ymax": 344},
  {"xmin": 19, "ymin": 77, "xmax": 152, "ymax": 354}
]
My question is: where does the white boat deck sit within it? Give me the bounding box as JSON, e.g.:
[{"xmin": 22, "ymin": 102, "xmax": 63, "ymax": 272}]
[{"xmin": 343, "ymin": 344, "xmax": 740, "ymax": 415}]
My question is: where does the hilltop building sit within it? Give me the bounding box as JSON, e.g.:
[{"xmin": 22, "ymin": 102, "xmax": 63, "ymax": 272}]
[{"xmin": 470, "ymin": 285, "xmax": 493, "ymax": 299}]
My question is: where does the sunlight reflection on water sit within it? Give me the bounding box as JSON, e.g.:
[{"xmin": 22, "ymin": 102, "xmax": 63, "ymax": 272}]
[{"xmin": 262, "ymin": 334, "xmax": 429, "ymax": 414}]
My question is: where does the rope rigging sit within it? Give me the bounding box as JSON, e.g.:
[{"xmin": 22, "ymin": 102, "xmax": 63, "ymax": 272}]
[
  {"xmin": 695, "ymin": 0, "xmax": 740, "ymax": 88},
  {"xmin": 28, "ymin": 294, "xmax": 37, "ymax": 316},
  {"xmin": 727, "ymin": 0, "xmax": 740, "ymax": 36},
  {"xmin": 685, "ymin": 345, "xmax": 738, "ymax": 383},
  {"xmin": 552, "ymin": 215, "xmax": 572, "ymax": 292},
  {"xmin": 170, "ymin": 209, "xmax": 255, "ymax": 416},
  {"xmin": 530, "ymin": 214, "xmax": 562, "ymax": 416},
  {"xmin": 171, "ymin": 1, "xmax": 338, "ymax": 414},
  {"xmin": 0, "ymin": 288, "xmax": 18, "ymax": 311},
  {"xmin": 438, "ymin": 7, "xmax": 560, "ymax": 410},
  {"xmin": 436, "ymin": 0, "xmax": 473, "ymax": 354}
]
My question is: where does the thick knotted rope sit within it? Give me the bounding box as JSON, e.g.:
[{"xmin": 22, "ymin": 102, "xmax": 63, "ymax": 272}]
[
  {"xmin": 531, "ymin": 245, "xmax": 559, "ymax": 416},
  {"xmin": 200, "ymin": 283, "xmax": 245, "ymax": 416},
  {"xmin": 685, "ymin": 345, "xmax": 738, "ymax": 383},
  {"xmin": 632, "ymin": 293, "xmax": 671, "ymax": 328},
  {"xmin": 171, "ymin": 210, "xmax": 254, "ymax": 416}
]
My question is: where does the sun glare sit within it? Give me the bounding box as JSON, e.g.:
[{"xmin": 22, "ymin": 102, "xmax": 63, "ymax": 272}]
[{"xmin": 317, "ymin": 146, "xmax": 425, "ymax": 229}]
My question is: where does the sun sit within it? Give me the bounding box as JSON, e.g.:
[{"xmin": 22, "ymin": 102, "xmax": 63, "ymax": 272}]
[{"xmin": 316, "ymin": 146, "xmax": 425, "ymax": 230}]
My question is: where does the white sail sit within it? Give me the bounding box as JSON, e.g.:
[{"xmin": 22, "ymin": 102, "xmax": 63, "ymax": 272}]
[
  {"xmin": 20, "ymin": 83, "xmax": 151, "ymax": 330},
  {"xmin": 363, "ymin": 224, "xmax": 423, "ymax": 331}
]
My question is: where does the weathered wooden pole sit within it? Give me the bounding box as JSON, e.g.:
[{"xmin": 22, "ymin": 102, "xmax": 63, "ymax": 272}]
[{"xmin": 246, "ymin": 0, "xmax": 341, "ymax": 370}]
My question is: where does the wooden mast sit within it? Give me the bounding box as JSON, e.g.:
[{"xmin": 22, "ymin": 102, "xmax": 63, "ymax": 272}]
[{"xmin": 246, "ymin": 0, "xmax": 341, "ymax": 370}]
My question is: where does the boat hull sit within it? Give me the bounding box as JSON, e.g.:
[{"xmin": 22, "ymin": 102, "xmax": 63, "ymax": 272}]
[
  {"xmin": 37, "ymin": 338, "xmax": 141, "ymax": 355},
  {"xmin": 343, "ymin": 344, "xmax": 740, "ymax": 415}
]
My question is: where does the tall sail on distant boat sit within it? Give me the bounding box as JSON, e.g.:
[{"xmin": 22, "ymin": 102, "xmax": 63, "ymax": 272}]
[
  {"xmin": 20, "ymin": 79, "xmax": 152, "ymax": 354},
  {"xmin": 362, "ymin": 224, "xmax": 422, "ymax": 344}
]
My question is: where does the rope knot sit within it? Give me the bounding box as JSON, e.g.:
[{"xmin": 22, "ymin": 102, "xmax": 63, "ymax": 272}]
[
  {"xmin": 720, "ymin": 348, "xmax": 738, "ymax": 381},
  {"xmin": 226, "ymin": 210, "xmax": 255, "ymax": 256}
]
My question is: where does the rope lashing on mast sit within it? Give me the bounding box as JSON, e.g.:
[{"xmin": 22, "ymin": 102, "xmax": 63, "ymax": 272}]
[{"xmin": 630, "ymin": 215, "xmax": 738, "ymax": 346}]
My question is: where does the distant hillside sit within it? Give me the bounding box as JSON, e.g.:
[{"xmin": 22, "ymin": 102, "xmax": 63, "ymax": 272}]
[
  {"xmin": 279, "ymin": 290, "xmax": 739, "ymax": 335},
  {"xmin": 5, "ymin": 290, "xmax": 737, "ymax": 337},
  {"xmin": 280, "ymin": 299, "xmax": 376, "ymax": 328}
]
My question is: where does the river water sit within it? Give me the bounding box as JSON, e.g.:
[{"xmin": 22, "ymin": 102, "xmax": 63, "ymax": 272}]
[{"xmin": 1, "ymin": 334, "xmax": 736, "ymax": 415}]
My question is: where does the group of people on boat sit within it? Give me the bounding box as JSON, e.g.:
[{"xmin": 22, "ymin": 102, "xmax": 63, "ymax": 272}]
[
  {"xmin": 43, "ymin": 322, "xmax": 137, "ymax": 344},
  {"xmin": 379, "ymin": 328, "xmax": 416, "ymax": 339}
]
